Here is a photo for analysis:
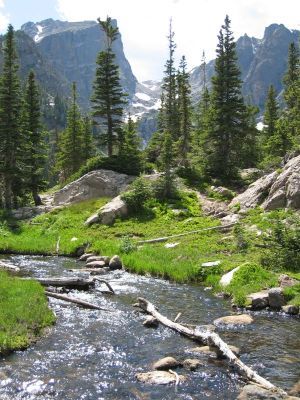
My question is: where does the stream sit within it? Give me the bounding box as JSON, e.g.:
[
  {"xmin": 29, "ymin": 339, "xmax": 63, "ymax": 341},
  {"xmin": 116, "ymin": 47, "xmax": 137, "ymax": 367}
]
[{"xmin": 0, "ymin": 255, "xmax": 299, "ymax": 399}]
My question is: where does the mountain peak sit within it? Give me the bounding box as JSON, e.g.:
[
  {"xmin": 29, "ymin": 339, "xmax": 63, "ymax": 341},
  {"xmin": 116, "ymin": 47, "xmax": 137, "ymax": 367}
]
[{"xmin": 21, "ymin": 19, "xmax": 99, "ymax": 42}]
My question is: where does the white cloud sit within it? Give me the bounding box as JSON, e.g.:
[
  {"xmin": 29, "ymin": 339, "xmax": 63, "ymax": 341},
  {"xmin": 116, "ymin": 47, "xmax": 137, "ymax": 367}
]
[
  {"xmin": 57, "ymin": 0, "xmax": 300, "ymax": 81},
  {"xmin": 0, "ymin": 0, "xmax": 9, "ymax": 32}
]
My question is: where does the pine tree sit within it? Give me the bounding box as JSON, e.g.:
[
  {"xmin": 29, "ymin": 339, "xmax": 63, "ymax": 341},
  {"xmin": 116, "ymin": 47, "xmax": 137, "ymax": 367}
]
[
  {"xmin": 282, "ymin": 42, "xmax": 300, "ymax": 146},
  {"xmin": 160, "ymin": 19, "xmax": 179, "ymax": 142},
  {"xmin": 82, "ymin": 116, "xmax": 96, "ymax": 163},
  {"xmin": 23, "ymin": 71, "xmax": 46, "ymax": 205},
  {"xmin": 91, "ymin": 17, "xmax": 126, "ymax": 157},
  {"xmin": 177, "ymin": 55, "xmax": 192, "ymax": 167},
  {"xmin": 263, "ymin": 85, "xmax": 279, "ymax": 139},
  {"xmin": 0, "ymin": 25, "xmax": 23, "ymax": 209},
  {"xmin": 284, "ymin": 42, "xmax": 299, "ymax": 111},
  {"xmin": 123, "ymin": 114, "xmax": 142, "ymax": 174},
  {"xmin": 57, "ymin": 82, "xmax": 84, "ymax": 180},
  {"xmin": 205, "ymin": 15, "xmax": 247, "ymax": 182}
]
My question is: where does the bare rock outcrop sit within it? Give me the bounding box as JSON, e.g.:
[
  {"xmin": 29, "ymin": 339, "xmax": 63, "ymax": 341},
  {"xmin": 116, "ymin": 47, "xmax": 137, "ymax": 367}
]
[
  {"xmin": 85, "ymin": 196, "xmax": 128, "ymax": 226},
  {"xmin": 53, "ymin": 170, "xmax": 134, "ymax": 206},
  {"xmin": 230, "ymin": 155, "xmax": 300, "ymax": 212},
  {"xmin": 230, "ymin": 171, "xmax": 278, "ymax": 211}
]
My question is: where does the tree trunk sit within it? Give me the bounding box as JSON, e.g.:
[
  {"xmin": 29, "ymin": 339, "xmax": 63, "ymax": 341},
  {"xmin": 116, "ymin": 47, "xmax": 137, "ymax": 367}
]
[
  {"xmin": 30, "ymin": 277, "xmax": 95, "ymax": 291},
  {"xmin": 45, "ymin": 291, "xmax": 110, "ymax": 311},
  {"xmin": 136, "ymin": 297, "xmax": 286, "ymax": 395}
]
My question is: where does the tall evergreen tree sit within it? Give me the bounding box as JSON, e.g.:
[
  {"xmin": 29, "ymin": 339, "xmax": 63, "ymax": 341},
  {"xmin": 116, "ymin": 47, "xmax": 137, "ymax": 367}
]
[
  {"xmin": 160, "ymin": 19, "xmax": 179, "ymax": 142},
  {"xmin": 205, "ymin": 15, "xmax": 247, "ymax": 182},
  {"xmin": 263, "ymin": 86, "xmax": 291, "ymax": 159},
  {"xmin": 57, "ymin": 82, "xmax": 84, "ymax": 180},
  {"xmin": 0, "ymin": 25, "xmax": 23, "ymax": 209},
  {"xmin": 284, "ymin": 42, "xmax": 299, "ymax": 111},
  {"xmin": 123, "ymin": 114, "xmax": 142, "ymax": 174},
  {"xmin": 23, "ymin": 71, "xmax": 46, "ymax": 205},
  {"xmin": 177, "ymin": 55, "xmax": 192, "ymax": 167},
  {"xmin": 282, "ymin": 42, "xmax": 300, "ymax": 146},
  {"xmin": 91, "ymin": 17, "xmax": 126, "ymax": 157},
  {"xmin": 263, "ymin": 85, "xmax": 279, "ymax": 139},
  {"xmin": 82, "ymin": 116, "xmax": 96, "ymax": 163}
]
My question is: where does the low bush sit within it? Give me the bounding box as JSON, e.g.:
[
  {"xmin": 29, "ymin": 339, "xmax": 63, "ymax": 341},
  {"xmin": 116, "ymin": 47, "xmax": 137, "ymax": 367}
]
[
  {"xmin": 261, "ymin": 217, "xmax": 300, "ymax": 272},
  {"xmin": 121, "ymin": 177, "xmax": 153, "ymax": 213}
]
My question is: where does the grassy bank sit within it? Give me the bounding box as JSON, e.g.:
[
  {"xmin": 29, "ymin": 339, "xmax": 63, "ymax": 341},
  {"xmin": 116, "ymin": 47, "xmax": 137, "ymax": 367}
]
[
  {"xmin": 0, "ymin": 192, "xmax": 299, "ymax": 306},
  {"xmin": 0, "ymin": 271, "xmax": 55, "ymax": 354}
]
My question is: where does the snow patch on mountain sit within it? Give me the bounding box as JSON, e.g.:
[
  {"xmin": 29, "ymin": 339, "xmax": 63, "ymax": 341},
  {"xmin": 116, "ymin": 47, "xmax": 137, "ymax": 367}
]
[{"xmin": 34, "ymin": 25, "xmax": 43, "ymax": 42}]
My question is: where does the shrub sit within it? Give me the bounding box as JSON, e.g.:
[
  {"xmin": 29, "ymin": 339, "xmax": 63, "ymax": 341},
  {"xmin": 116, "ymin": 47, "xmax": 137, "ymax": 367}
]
[
  {"xmin": 119, "ymin": 236, "xmax": 137, "ymax": 254},
  {"xmin": 233, "ymin": 223, "xmax": 249, "ymax": 252},
  {"xmin": 121, "ymin": 177, "xmax": 153, "ymax": 213},
  {"xmin": 261, "ymin": 217, "xmax": 300, "ymax": 272}
]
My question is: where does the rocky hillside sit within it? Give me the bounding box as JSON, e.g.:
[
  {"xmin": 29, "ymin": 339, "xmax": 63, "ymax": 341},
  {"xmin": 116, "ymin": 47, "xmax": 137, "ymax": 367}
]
[{"xmin": 21, "ymin": 18, "xmax": 137, "ymax": 109}]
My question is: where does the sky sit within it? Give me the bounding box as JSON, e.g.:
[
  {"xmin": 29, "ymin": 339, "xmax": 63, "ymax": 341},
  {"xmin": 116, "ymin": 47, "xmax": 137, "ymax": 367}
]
[{"xmin": 0, "ymin": 0, "xmax": 300, "ymax": 82}]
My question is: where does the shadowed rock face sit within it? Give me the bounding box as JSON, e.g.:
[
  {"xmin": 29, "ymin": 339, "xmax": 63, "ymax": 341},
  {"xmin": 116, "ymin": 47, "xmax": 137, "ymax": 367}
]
[{"xmin": 53, "ymin": 170, "xmax": 134, "ymax": 206}]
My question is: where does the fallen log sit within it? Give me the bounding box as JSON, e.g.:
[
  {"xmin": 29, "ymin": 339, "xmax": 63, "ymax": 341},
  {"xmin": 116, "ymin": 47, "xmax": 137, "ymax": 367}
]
[
  {"xmin": 93, "ymin": 278, "xmax": 115, "ymax": 294},
  {"xmin": 136, "ymin": 297, "xmax": 286, "ymax": 395},
  {"xmin": 34, "ymin": 277, "xmax": 95, "ymax": 290},
  {"xmin": 136, "ymin": 223, "xmax": 236, "ymax": 244},
  {"xmin": 0, "ymin": 261, "xmax": 20, "ymax": 273},
  {"xmin": 45, "ymin": 291, "xmax": 110, "ymax": 311},
  {"xmin": 68, "ymin": 268, "xmax": 109, "ymax": 274}
]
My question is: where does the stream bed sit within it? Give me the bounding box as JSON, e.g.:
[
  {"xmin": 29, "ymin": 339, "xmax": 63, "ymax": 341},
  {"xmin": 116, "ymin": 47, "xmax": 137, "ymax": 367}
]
[{"xmin": 0, "ymin": 255, "xmax": 299, "ymax": 399}]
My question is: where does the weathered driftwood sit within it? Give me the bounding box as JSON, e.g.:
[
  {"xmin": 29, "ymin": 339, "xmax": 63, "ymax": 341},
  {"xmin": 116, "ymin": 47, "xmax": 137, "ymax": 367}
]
[
  {"xmin": 69, "ymin": 268, "xmax": 109, "ymax": 274},
  {"xmin": 136, "ymin": 223, "xmax": 236, "ymax": 244},
  {"xmin": 45, "ymin": 291, "xmax": 110, "ymax": 311},
  {"xmin": 35, "ymin": 277, "xmax": 95, "ymax": 290},
  {"xmin": 136, "ymin": 297, "xmax": 286, "ymax": 395},
  {"xmin": 93, "ymin": 278, "xmax": 115, "ymax": 294},
  {"xmin": 0, "ymin": 261, "xmax": 20, "ymax": 273}
]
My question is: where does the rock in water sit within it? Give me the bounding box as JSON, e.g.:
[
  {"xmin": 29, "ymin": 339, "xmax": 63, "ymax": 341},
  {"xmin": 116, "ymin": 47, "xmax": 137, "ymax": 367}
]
[
  {"xmin": 246, "ymin": 291, "xmax": 269, "ymax": 310},
  {"xmin": 143, "ymin": 316, "xmax": 159, "ymax": 328},
  {"xmin": 136, "ymin": 371, "xmax": 186, "ymax": 385},
  {"xmin": 183, "ymin": 359, "xmax": 203, "ymax": 371},
  {"xmin": 238, "ymin": 384, "xmax": 288, "ymax": 399},
  {"xmin": 214, "ymin": 314, "xmax": 253, "ymax": 326},
  {"xmin": 109, "ymin": 255, "xmax": 122, "ymax": 270},
  {"xmin": 153, "ymin": 357, "xmax": 181, "ymax": 370},
  {"xmin": 268, "ymin": 287, "xmax": 286, "ymax": 310}
]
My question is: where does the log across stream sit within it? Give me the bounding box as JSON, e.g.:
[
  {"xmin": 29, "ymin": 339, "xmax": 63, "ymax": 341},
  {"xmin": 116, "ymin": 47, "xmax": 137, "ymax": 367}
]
[{"xmin": 0, "ymin": 255, "xmax": 299, "ymax": 400}]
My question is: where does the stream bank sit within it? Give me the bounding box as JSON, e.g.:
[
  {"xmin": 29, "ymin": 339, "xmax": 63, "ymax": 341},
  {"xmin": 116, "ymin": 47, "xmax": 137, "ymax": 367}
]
[{"xmin": 0, "ymin": 255, "xmax": 299, "ymax": 399}]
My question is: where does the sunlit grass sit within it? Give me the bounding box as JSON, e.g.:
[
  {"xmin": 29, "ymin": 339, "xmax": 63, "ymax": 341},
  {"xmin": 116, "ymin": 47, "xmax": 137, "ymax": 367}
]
[{"xmin": 0, "ymin": 271, "xmax": 55, "ymax": 354}]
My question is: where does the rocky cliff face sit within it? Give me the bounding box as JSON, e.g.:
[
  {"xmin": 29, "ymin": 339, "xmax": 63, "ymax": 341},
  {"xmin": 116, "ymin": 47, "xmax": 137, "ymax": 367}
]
[
  {"xmin": 0, "ymin": 30, "xmax": 68, "ymax": 100},
  {"xmin": 190, "ymin": 24, "xmax": 299, "ymax": 110},
  {"xmin": 21, "ymin": 18, "xmax": 137, "ymax": 109}
]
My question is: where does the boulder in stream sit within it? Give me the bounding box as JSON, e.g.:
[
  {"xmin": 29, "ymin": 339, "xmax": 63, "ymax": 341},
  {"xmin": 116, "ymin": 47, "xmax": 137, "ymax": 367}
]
[
  {"xmin": 246, "ymin": 291, "xmax": 269, "ymax": 310},
  {"xmin": 183, "ymin": 359, "xmax": 203, "ymax": 371},
  {"xmin": 268, "ymin": 287, "xmax": 286, "ymax": 310},
  {"xmin": 153, "ymin": 357, "xmax": 181, "ymax": 370},
  {"xmin": 109, "ymin": 255, "xmax": 122, "ymax": 270},
  {"xmin": 282, "ymin": 305, "xmax": 299, "ymax": 315},
  {"xmin": 238, "ymin": 384, "xmax": 294, "ymax": 400},
  {"xmin": 214, "ymin": 314, "xmax": 253, "ymax": 326},
  {"xmin": 136, "ymin": 371, "xmax": 186, "ymax": 385},
  {"xmin": 143, "ymin": 316, "xmax": 159, "ymax": 328}
]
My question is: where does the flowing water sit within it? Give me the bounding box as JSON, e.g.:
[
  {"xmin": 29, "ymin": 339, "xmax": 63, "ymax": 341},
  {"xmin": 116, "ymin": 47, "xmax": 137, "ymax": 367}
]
[{"xmin": 0, "ymin": 255, "xmax": 299, "ymax": 399}]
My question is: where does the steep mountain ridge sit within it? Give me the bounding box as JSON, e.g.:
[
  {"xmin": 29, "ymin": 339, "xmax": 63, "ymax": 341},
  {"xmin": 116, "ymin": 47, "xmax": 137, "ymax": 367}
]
[{"xmin": 21, "ymin": 18, "xmax": 137, "ymax": 109}]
